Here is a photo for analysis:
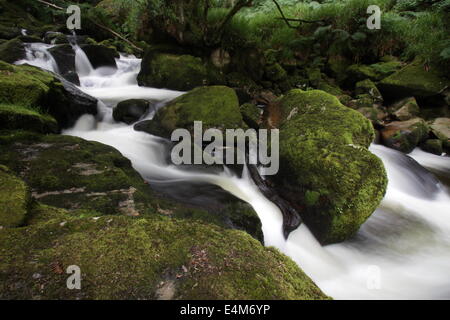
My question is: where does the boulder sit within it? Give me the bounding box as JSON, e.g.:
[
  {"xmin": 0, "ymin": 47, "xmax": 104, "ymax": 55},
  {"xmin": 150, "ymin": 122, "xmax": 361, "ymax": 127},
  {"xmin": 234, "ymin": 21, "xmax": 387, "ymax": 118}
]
[
  {"xmin": 388, "ymin": 97, "xmax": 420, "ymax": 121},
  {"xmin": 355, "ymin": 79, "xmax": 383, "ymax": 102},
  {"xmin": 357, "ymin": 106, "xmax": 388, "ymax": 124},
  {"xmin": 270, "ymin": 89, "xmax": 387, "ymax": 244},
  {"xmin": 0, "ymin": 165, "xmax": 30, "ymax": 228},
  {"xmin": 134, "ymin": 86, "xmax": 243, "ymax": 138},
  {"xmin": 137, "ymin": 52, "xmax": 224, "ymax": 91},
  {"xmin": 0, "ymin": 61, "xmax": 97, "ymax": 129},
  {"xmin": 420, "ymin": 139, "xmax": 443, "ymax": 155},
  {"xmin": 430, "ymin": 117, "xmax": 450, "ymax": 150},
  {"xmin": 0, "ymin": 214, "xmax": 328, "ymax": 300},
  {"xmin": 379, "ymin": 59, "xmax": 449, "ymax": 99},
  {"xmin": 0, "ymin": 104, "xmax": 58, "ymax": 133},
  {"xmin": 80, "ymin": 44, "xmax": 119, "ymax": 69},
  {"xmin": 0, "ymin": 38, "xmax": 25, "ymax": 63},
  {"xmin": 113, "ymin": 99, "xmax": 151, "ymax": 124},
  {"xmin": 381, "ymin": 118, "xmax": 429, "ymax": 153},
  {"xmin": 48, "ymin": 44, "xmax": 79, "ymax": 85}
]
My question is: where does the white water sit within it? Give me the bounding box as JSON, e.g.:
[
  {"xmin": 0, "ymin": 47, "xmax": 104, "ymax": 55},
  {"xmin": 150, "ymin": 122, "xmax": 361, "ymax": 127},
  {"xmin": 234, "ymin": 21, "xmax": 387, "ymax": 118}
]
[{"xmin": 17, "ymin": 44, "xmax": 450, "ymax": 300}]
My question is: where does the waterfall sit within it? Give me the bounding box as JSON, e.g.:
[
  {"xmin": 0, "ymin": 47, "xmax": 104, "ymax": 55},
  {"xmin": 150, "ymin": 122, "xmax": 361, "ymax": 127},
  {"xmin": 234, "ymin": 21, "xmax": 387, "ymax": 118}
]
[
  {"xmin": 15, "ymin": 43, "xmax": 59, "ymax": 73},
  {"xmin": 15, "ymin": 42, "xmax": 450, "ymax": 300}
]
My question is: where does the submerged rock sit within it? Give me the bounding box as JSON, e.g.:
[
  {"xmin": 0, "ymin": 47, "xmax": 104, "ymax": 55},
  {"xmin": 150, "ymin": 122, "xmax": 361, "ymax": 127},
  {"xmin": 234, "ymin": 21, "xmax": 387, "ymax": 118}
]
[
  {"xmin": 137, "ymin": 52, "xmax": 223, "ymax": 91},
  {"xmin": 268, "ymin": 89, "xmax": 387, "ymax": 244},
  {"xmin": 0, "ymin": 165, "xmax": 30, "ymax": 228},
  {"xmin": 113, "ymin": 99, "xmax": 151, "ymax": 124},
  {"xmin": 381, "ymin": 118, "xmax": 429, "ymax": 153},
  {"xmin": 134, "ymin": 86, "xmax": 243, "ymax": 138}
]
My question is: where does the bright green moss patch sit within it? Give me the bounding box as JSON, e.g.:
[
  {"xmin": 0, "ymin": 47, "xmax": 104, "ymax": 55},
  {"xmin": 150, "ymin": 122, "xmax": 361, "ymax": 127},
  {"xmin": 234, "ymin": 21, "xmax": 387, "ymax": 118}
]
[
  {"xmin": 0, "ymin": 165, "xmax": 31, "ymax": 228},
  {"xmin": 0, "ymin": 215, "xmax": 329, "ymax": 300}
]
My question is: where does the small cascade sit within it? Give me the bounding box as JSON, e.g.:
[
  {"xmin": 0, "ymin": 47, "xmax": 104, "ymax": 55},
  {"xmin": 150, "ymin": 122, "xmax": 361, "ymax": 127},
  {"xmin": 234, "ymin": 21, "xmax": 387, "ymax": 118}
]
[{"xmin": 15, "ymin": 43, "xmax": 59, "ymax": 73}]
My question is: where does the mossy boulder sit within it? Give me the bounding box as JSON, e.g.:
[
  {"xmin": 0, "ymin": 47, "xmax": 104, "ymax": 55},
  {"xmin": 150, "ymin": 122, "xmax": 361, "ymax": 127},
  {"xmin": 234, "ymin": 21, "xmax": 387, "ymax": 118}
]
[
  {"xmin": 0, "ymin": 215, "xmax": 328, "ymax": 299},
  {"xmin": 355, "ymin": 79, "xmax": 383, "ymax": 102},
  {"xmin": 113, "ymin": 99, "xmax": 151, "ymax": 124},
  {"xmin": 134, "ymin": 86, "xmax": 244, "ymax": 138},
  {"xmin": 430, "ymin": 118, "xmax": 450, "ymax": 150},
  {"xmin": 420, "ymin": 139, "xmax": 443, "ymax": 155},
  {"xmin": 271, "ymin": 89, "xmax": 387, "ymax": 244},
  {"xmin": 0, "ymin": 38, "xmax": 25, "ymax": 63},
  {"xmin": 0, "ymin": 104, "xmax": 58, "ymax": 133},
  {"xmin": 357, "ymin": 106, "xmax": 388, "ymax": 124},
  {"xmin": 265, "ymin": 63, "xmax": 287, "ymax": 82},
  {"xmin": 137, "ymin": 52, "xmax": 224, "ymax": 91},
  {"xmin": 240, "ymin": 103, "xmax": 261, "ymax": 129},
  {"xmin": 0, "ymin": 165, "xmax": 30, "ymax": 228},
  {"xmin": 379, "ymin": 60, "xmax": 449, "ymax": 99},
  {"xmin": 388, "ymin": 97, "xmax": 420, "ymax": 121},
  {"xmin": 381, "ymin": 118, "xmax": 430, "ymax": 153},
  {"xmin": 0, "ymin": 61, "xmax": 98, "ymax": 128}
]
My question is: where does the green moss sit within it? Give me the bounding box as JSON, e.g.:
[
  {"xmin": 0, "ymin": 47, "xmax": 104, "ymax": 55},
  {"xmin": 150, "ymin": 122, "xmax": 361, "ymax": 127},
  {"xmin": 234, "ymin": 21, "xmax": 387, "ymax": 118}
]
[
  {"xmin": 0, "ymin": 165, "xmax": 30, "ymax": 228},
  {"xmin": 0, "ymin": 215, "xmax": 328, "ymax": 300},
  {"xmin": 355, "ymin": 79, "xmax": 383, "ymax": 101},
  {"xmin": 0, "ymin": 38, "xmax": 24, "ymax": 63},
  {"xmin": 273, "ymin": 90, "xmax": 387, "ymax": 244},
  {"xmin": 265, "ymin": 63, "xmax": 287, "ymax": 82},
  {"xmin": 381, "ymin": 118, "xmax": 430, "ymax": 153},
  {"xmin": 240, "ymin": 103, "xmax": 261, "ymax": 129},
  {"xmin": 0, "ymin": 104, "xmax": 58, "ymax": 133},
  {"xmin": 137, "ymin": 52, "xmax": 224, "ymax": 91},
  {"xmin": 420, "ymin": 139, "xmax": 443, "ymax": 155},
  {"xmin": 138, "ymin": 86, "xmax": 244, "ymax": 138},
  {"xmin": 379, "ymin": 59, "xmax": 449, "ymax": 99}
]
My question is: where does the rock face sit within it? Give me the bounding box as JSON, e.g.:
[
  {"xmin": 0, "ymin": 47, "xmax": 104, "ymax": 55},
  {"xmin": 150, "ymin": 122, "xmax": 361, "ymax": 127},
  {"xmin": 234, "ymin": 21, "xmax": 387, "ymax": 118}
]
[
  {"xmin": 134, "ymin": 86, "xmax": 243, "ymax": 138},
  {"xmin": 137, "ymin": 52, "xmax": 223, "ymax": 91},
  {"xmin": 379, "ymin": 60, "xmax": 449, "ymax": 99},
  {"xmin": 113, "ymin": 99, "xmax": 151, "ymax": 124},
  {"xmin": 0, "ymin": 61, "xmax": 98, "ymax": 129},
  {"xmin": 381, "ymin": 118, "xmax": 429, "ymax": 153},
  {"xmin": 269, "ymin": 89, "xmax": 388, "ymax": 245},
  {"xmin": 80, "ymin": 44, "xmax": 119, "ymax": 69},
  {"xmin": 48, "ymin": 44, "xmax": 79, "ymax": 85},
  {"xmin": 0, "ymin": 165, "xmax": 30, "ymax": 228}
]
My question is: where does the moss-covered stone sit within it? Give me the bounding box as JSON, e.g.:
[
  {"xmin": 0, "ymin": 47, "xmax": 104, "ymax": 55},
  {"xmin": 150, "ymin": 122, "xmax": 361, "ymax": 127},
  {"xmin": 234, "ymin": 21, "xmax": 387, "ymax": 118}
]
[
  {"xmin": 271, "ymin": 90, "xmax": 387, "ymax": 244},
  {"xmin": 265, "ymin": 63, "xmax": 287, "ymax": 82},
  {"xmin": 0, "ymin": 165, "xmax": 30, "ymax": 228},
  {"xmin": 355, "ymin": 79, "xmax": 383, "ymax": 102},
  {"xmin": 381, "ymin": 118, "xmax": 430, "ymax": 153},
  {"xmin": 379, "ymin": 59, "xmax": 449, "ymax": 99},
  {"xmin": 0, "ymin": 104, "xmax": 58, "ymax": 133},
  {"xmin": 430, "ymin": 118, "xmax": 450, "ymax": 150},
  {"xmin": 0, "ymin": 38, "xmax": 25, "ymax": 63},
  {"xmin": 420, "ymin": 139, "xmax": 443, "ymax": 155},
  {"xmin": 0, "ymin": 215, "xmax": 328, "ymax": 300},
  {"xmin": 357, "ymin": 106, "xmax": 387, "ymax": 124},
  {"xmin": 240, "ymin": 103, "xmax": 261, "ymax": 129},
  {"xmin": 134, "ymin": 86, "xmax": 244, "ymax": 138},
  {"xmin": 137, "ymin": 52, "xmax": 224, "ymax": 91}
]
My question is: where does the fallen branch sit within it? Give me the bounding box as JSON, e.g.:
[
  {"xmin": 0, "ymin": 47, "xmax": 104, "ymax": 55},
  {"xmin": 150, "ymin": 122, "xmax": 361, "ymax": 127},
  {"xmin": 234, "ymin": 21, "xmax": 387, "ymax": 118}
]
[{"xmin": 271, "ymin": 0, "xmax": 326, "ymax": 28}]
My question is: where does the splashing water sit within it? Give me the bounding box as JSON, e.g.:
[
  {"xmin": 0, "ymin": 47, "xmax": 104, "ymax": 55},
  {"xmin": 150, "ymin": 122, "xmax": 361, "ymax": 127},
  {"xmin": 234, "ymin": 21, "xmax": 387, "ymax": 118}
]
[{"xmin": 17, "ymin": 43, "xmax": 450, "ymax": 300}]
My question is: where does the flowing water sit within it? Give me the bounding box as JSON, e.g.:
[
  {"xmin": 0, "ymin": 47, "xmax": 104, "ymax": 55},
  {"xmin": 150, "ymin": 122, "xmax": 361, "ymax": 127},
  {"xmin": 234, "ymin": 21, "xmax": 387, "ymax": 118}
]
[{"xmin": 15, "ymin": 43, "xmax": 450, "ymax": 300}]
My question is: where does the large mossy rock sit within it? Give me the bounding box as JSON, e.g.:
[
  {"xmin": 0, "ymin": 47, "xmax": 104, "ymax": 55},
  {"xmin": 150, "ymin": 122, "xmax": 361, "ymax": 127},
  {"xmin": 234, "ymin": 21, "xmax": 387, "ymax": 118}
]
[
  {"xmin": 0, "ymin": 61, "xmax": 97, "ymax": 129},
  {"xmin": 0, "ymin": 38, "xmax": 25, "ymax": 63},
  {"xmin": 0, "ymin": 165, "xmax": 30, "ymax": 228},
  {"xmin": 0, "ymin": 131, "xmax": 262, "ymax": 240},
  {"xmin": 380, "ymin": 118, "xmax": 430, "ymax": 153},
  {"xmin": 271, "ymin": 90, "xmax": 387, "ymax": 244},
  {"xmin": 0, "ymin": 104, "xmax": 58, "ymax": 133},
  {"xmin": 379, "ymin": 60, "xmax": 449, "ymax": 99},
  {"xmin": 0, "ymin": 215, "xmax": 328, "ymax": 300},
  {"xmin": 137, "ymin": 52, "xmax": 224, "ymax": 91},
  {"xmin": 430, "ymin": 118, "xmax": 450, "ymax": 150},
  {"xmin": 134, "ymin": 86, "xmax": 244, "ymax": 138}
]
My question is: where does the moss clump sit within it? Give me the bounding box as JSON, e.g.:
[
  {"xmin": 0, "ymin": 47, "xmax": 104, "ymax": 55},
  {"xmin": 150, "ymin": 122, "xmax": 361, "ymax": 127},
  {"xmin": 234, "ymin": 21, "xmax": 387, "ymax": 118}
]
[
  {"xmin": 0, "ymin": 104, "xmax": 58, "ymax": 133},
  {"xmin": 272, "ymin": 90, "xmax": 387, "ymax": 244},
  {"xmin": 0, "ymin": 215, "xmax": 328, "ymax": 300},
  {"xmin": 355, "ymin": 79, "xmax": 383, "ymax": 102},
  {"xmin": 137, "ymin": 52, "xmax": 224, "ymax": 91},
  {"xmin": 0, "ymin": 38, "xmax": 25, "ymax": 63},
  {"xmin": 0, "ymin": 165, "xmax": 30, "ymax": 228},
  {"xmin": 135, "ymin": 86, "xmax": 244, "ymax": 138},
  {"xmin": 379, "ymin": 59, "xmax": 449, "ymax": 99},
  {"xmin": 240, "ymin": 103, "xmax": 261, "ymax": 129}
]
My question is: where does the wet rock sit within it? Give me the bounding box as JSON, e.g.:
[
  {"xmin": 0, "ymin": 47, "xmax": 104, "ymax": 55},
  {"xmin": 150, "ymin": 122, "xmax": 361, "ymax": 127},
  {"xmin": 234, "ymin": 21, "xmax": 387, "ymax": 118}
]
[
  {"xmin": 48, "ymin": 44, "xmax": 79, "ymax": 85},
  {"xmin": 113, "ymin": 99, "xmax": 151, "ymax": 124},
  {"xmin": 381, "ymin": 118, "xmax": 429, "ymax": 153},
  {"xmin": 420, "ymin": 139, "xmax": 443, "ymax": 155},
  {"xmin": 388, "ymin": 97, "xmax": 420, "ymax": 121},
  {"xmin": 80, "ymin": 44, "xmax": 119, "ymax": 69}
]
